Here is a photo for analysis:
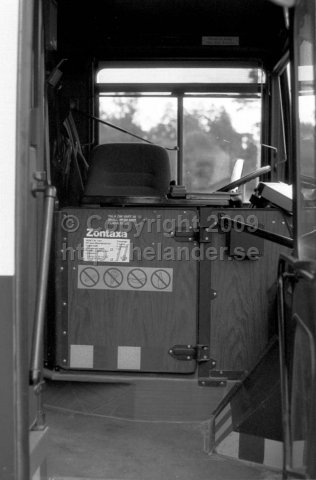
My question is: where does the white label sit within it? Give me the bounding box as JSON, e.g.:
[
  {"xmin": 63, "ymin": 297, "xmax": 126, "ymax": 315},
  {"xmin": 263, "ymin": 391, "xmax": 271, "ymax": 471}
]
[
  {"xmin": 107, "ymin": 214, "xmax": 138, "ymax": 226},
  {"xmin": 83, "ymin": 238, "xmax": 130, "ymax": 263},
  {"xmin": 117, "ymin": 346, "xmax": 141, "ymax": 370},
  {"xmin": 70, "ymin": 345, "xmax": 94, "ymax": 369}
]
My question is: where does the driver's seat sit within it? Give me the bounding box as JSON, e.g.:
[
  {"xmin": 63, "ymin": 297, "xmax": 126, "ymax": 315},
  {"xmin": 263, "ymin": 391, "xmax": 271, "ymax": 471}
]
[{"xmin": 82, "ymin": 143, "xmax": 171, "ymax": 203}]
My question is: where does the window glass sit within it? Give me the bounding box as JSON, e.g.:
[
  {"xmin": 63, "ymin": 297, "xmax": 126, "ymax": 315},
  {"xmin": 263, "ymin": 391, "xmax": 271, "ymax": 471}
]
[
  {"xmin": 183, "ymin": 97, "xmax": 261, "ymax": 198},
  {"xmin": 99, "ymin": 95, "xmax": 177, "ymax": 180},
  {"xmin": 97, "ymin": 68, "xmax": 261, "ymax": 84},
  {"xmin": 295, "ymin": 0, "xmax": 316, "ymax": 259}
]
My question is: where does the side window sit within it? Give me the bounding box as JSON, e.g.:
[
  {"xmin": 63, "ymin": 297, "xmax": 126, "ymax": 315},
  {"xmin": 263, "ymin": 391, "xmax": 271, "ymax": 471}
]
[
  {"xmin": 294, "ymin": 0, "xmax": 316, "ymax": 259},
  {"xmin": 96, "ymin": 66, "xmax": 263, "ymax": 199}
]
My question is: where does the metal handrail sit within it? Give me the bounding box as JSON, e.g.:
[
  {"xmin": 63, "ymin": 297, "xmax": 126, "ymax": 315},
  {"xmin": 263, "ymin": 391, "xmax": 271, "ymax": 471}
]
[
  {"xmin": 30, "ymin": 185, "xmax": 56, "ymax": 387},
  {"xmin": 277, "ymin": 265, "xmax": 293, "ymax": 474},
  {"xmin": 219, "ymin": 215, "xmax": 294, "ymax": 248}
]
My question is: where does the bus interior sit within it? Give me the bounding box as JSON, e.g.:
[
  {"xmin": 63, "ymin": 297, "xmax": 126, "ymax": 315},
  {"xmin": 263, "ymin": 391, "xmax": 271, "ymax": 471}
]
[{"xmin": 6, "ymin": 0, "xmax": 316, "ymax": 479}]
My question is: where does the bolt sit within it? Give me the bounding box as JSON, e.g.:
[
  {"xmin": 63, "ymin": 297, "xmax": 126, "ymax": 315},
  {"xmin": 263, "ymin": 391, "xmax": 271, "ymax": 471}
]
[
  {"xmin": 205, "ymin": 236, "xmax": 209, "ymax": 241},
  {"xmin": 187, "ymin": 356, "xmax": 191, "ymax": 360},
  {"xmin": 60, "ymin": 266, "xmax": 64, "ymax": 271},
  {"xmin": 201, "ymin": 381, "xmax": 206, "ymax": 386},
  {"xmin": 203, "ymin": 355, "xmax": 208, "ymax": 359},
  {"xmin": 63, "ymin": 331, "xmax": 67, "ymax": 335},
  {"xmin": 63, "ymin": 359, "xmax": 67, "ymax": 363},
  {"xmin": 62, "ymin": 302, "xmax": 67, "ymax": 306}
]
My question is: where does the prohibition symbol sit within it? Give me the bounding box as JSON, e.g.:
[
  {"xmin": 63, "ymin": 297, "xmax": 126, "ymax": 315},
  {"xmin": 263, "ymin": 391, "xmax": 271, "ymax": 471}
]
[
  {"xmin": 80, "ymin": 267, "xmax": 100, "ymax": 288},
  {"xmin": 127, "ymin": 268, "xmax": 147, "ymax": 289},
  {"xmin": 103, "ymin": 268, "xmax": 123, "ymax": 288},
  {"xmin": 151, "ymin": 269, "xmax": 171, "ymax": 290}
]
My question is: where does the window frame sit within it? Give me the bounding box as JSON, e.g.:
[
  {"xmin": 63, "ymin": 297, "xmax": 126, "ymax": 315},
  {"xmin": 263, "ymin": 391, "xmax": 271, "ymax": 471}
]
[
  {"xmin": 95, "ymin": 62, "xmax": 266, "ymax": 187},
  {"xmin": 270, "ymin": 53, "xmax": 292, "ymax": 183},
  {"xmin": 292, "ymin": 0, "xmax": 316, "ymax": 259}
]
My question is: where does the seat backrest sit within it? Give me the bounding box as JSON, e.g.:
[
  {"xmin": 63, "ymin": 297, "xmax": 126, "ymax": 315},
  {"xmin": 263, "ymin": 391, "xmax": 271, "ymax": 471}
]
[{"xmin": 82, "ymin": 143, "xmax": 171, "ymax": 201}]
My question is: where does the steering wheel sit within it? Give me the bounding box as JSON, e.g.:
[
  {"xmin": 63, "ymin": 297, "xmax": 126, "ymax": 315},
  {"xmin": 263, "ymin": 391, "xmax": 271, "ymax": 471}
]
[{"xmin": 217, "ymin": 165, "xmax": 271, "ymax": 192}]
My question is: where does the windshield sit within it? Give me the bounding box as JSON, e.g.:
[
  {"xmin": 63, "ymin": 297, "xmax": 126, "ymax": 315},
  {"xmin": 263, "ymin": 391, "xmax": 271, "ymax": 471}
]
[{"xmin": 97, "ymin": 66, "xmax": 263, "ymax": 199}]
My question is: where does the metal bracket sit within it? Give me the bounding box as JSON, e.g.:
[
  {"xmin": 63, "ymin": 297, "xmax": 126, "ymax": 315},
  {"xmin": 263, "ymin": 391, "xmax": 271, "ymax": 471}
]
[
  {"xmin": 31, "ymin": 171, "xmax": 48, "ymax": 197},
  {"xmin": 199, "ymin": 378, "xmax": 227, "ymax": 387},
  {"xmin": 199, "ymin": 226, "xmax": 216, "ymax": 243},
  {"xmin": 168, "ymin": 344, "xmax": 212, "ymax": 363},
  {"xmin": 173, "ymin": 229, "xmax": 198, "ymax": 242}
]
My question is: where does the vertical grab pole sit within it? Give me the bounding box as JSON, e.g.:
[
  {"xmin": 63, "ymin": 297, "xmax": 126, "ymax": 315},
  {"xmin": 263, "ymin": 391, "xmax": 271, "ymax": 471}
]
[
  {"xmin": 177, "ymin": 95, "xmax": 184, "ymax": 185},
  {"xmin": 277, "ymin": 261, "xmax": 293, "ymax": 477},
  {"xmin": 30, "ymin": 185, "xmax": 56, "ymax": 389}
]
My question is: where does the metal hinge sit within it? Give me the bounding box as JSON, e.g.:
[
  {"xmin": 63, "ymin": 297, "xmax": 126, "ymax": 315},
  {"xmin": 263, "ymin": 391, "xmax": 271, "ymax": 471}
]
[{"xmin": 168, "ymin": 344, "xmax": 212, "ymax": 363}]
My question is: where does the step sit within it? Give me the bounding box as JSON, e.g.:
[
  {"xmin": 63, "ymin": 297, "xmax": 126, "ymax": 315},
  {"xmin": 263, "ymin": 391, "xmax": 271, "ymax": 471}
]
[
  {"xmin": 209, "ymin": 337, "xmax": 283, "ymax": 468},
  {"xmin": 43, "ymin": 375, "xmax": 230, "ymax": 423}
]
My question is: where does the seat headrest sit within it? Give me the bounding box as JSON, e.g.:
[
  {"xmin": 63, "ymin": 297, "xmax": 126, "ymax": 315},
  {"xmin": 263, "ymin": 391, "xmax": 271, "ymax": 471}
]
[{"xmin": 83, "ymin": 143, "xmax": 171, "ymax": 201}]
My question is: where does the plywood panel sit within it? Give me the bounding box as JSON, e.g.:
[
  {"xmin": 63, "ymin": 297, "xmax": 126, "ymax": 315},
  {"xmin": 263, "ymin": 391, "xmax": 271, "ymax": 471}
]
[
  {"xmin": 57, "ymin": 207, "xmax": 198, "ymax": 373},
  {"xmin": 202, "ymin": 209, "xmax": 291, "ymax": 373}
]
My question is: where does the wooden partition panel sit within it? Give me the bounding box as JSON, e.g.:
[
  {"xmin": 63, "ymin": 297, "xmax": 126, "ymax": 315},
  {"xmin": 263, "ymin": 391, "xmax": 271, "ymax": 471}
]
[
  {"xmin": 54, "ymin": 207, "xmax": 198, "ymax": 374},
  {"xmin": 200, "ymin": 208, "xmax": 291, "ymax": 377}
]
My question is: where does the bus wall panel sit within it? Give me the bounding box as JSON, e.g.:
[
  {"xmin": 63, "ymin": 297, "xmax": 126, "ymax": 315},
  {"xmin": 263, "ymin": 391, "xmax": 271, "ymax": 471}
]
[{"xmin": 205, "ymin": 209, "xmax": 290, "ymax": 374}]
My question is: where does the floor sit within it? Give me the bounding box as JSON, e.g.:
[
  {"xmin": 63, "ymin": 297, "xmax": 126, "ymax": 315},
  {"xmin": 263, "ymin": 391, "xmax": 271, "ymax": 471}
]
[{"xmin": 46, "ymin": 408, "xmax": 281, "ymax": 480}]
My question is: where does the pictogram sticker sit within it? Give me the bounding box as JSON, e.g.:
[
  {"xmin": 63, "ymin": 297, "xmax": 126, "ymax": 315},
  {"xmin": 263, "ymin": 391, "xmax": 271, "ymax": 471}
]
[
  {"xmin": 127, "ymin": 269, "xmax": 147, "ymax": 289},
  {"xmin": 78, "ymin": 265, "xmax": 173, "ymax": 292},
  {"xmin": 103, "ymin": 268, "xmax": 123, "ymax": 288},
  {"xmin": 151, "ymin": 269, "xmax": 171, "ymax": 290},
  {"xmin": 79, "ymin": 267, "xmax": 100, "ymax": 287}
]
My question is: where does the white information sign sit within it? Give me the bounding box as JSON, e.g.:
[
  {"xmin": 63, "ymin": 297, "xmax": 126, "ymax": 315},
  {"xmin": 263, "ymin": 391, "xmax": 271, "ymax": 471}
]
[{"xmin": 83, "ymin": 238, "xmax": 130, "ymax": 263}]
